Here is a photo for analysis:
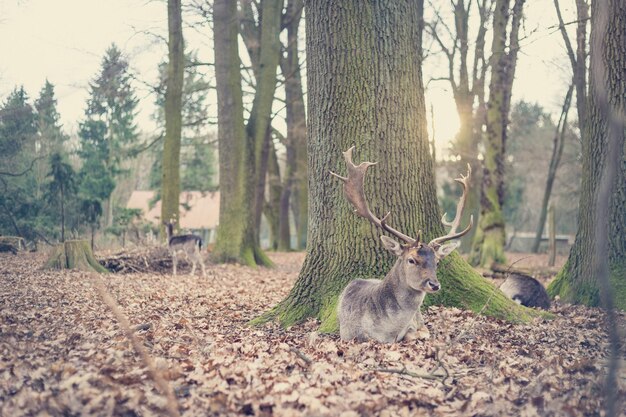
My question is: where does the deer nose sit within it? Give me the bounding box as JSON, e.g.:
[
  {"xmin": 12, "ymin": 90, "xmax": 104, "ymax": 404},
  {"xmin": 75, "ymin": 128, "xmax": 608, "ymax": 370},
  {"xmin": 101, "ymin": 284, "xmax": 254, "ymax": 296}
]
[{"xmin": 428, "ymin": 280, "xmax": 440, "ymax": 292}]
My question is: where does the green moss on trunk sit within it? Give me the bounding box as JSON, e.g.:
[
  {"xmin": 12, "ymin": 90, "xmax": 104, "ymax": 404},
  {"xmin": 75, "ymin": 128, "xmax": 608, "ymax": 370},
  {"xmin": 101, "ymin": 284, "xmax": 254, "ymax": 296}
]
[{"xmin": 549, "ymin": 260, "xmax": 626, "ymax": 311}]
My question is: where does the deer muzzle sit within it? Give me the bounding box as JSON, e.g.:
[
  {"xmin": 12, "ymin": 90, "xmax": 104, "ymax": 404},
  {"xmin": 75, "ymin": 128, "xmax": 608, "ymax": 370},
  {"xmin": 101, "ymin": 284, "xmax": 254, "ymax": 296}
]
[{"xmin": 426, "ymin": 279, "xmax": 440, "ymax": 293}]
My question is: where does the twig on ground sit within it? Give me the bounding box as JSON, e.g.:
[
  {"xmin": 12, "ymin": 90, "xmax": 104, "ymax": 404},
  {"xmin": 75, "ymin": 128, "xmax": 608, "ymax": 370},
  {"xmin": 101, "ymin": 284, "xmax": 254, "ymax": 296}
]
[{"xmin": 289, "ymin": 346, "xmax": 313, "ymax": 366}]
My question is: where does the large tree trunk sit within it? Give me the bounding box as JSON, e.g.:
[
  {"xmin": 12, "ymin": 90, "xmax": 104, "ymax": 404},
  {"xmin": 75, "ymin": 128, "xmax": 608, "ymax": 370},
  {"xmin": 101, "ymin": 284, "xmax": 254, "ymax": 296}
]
[
  {"xmin": 469, "ymin": 0, "xmax": 525, "ymax": 267},
  {"xmin": 212, "ymin": 0, "xmax": 254, "ymax": 265},
  {"xmin": 548, "ymin": 0, "xmax": 626, "ymax": 310},
  {"xmin": 161, "ymin": 0, "xmax": 184, "ymax": 228},
  {"xmin": 254, "ymin": 0, "xmax": 534, "ymax": 332},
  {"xmin": 45, "ymin": 240, "xmax": 108, "ymax": 273}
]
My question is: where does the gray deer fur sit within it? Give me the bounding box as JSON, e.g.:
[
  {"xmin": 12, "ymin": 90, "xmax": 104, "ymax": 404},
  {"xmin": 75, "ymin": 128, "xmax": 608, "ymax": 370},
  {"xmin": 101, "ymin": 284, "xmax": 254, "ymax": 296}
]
[
  {"xmin": 165, "ymin": 221, "xmax": 206, "ymax": 277},
  {"xmin": 332, "ymin": 147, "xmax": 473, "ymax": 343},
  {"xmin": 500, "ymin": 274, "xmax": 551, "ymax": 310},
  {"xmin": 338, "ymin": 237, "xmax": 457, "ymax": 342}
]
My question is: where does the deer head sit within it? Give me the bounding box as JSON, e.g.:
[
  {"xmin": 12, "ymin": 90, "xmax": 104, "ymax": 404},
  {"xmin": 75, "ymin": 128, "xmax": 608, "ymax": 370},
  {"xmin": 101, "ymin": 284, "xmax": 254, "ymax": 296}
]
[{"xmin": 330, "ymin": 146, "xmax": 473, "ymax": 291}]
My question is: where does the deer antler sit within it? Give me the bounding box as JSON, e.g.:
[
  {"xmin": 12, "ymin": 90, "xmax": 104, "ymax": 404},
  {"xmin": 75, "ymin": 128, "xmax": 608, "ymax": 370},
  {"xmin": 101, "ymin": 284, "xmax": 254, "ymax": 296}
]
[
  {"xmin": 330, "ymin": 147, "xmax": 416, "ymax": 245},
  {"xmin": 428, "ymin": 164, "xmax": 474, "ymax": 248}
]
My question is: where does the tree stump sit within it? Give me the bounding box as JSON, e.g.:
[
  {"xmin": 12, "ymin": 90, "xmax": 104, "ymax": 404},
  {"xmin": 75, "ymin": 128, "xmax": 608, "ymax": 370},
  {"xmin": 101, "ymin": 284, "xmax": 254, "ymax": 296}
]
[{"xmin": 45, "ymin": 240, "xmax": 108, "ymax": 273}]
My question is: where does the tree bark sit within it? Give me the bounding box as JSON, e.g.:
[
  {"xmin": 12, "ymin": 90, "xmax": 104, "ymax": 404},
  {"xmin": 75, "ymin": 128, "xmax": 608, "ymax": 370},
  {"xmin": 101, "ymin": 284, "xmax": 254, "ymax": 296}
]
[
  {"xmin": 254, "ymin": 0, "xmax": 535, "ymax": 332},
  {"xmin": 548, "ymin": 0, "xmax": 626, "ymax": 310},
  {"xmin": 161, "ymin": 0, "xmax": 184, "ymax": 229},
  {"xmin": 45, "ymin": 240, "xmax": 108, "ymax": 273},
  {"xmin": 469, "ymin": 0, "xmax": 525, "ymax": 267}
]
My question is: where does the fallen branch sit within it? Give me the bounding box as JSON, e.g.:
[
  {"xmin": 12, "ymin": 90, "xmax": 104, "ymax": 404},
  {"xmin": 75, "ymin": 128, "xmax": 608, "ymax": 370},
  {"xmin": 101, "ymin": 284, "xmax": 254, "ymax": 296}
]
[
  {"xmin": 371, "ymin": 366, "xmax": 443, "ymax": 381},
  {"xmin": 90, "ymin": 273, "xmax": 181, "ymax": 417}
]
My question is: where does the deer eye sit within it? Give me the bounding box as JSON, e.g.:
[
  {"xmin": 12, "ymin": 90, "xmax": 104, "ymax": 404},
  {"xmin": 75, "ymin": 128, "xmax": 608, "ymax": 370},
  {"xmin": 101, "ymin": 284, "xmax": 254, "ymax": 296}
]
[{"xmin": 408, "ymin": 258, "xmax": 417, "ymax": 265}]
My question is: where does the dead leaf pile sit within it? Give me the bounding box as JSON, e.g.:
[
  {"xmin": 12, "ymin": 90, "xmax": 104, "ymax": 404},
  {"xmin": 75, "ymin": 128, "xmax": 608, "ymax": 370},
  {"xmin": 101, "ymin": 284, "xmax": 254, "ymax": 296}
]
[
  {"xmin": 0, "ymin": 252, "xmax": 624, "ymax": 416},
  {"xmin": 98, "ymin": 246, "xmax": 178, "ymax": 274}
]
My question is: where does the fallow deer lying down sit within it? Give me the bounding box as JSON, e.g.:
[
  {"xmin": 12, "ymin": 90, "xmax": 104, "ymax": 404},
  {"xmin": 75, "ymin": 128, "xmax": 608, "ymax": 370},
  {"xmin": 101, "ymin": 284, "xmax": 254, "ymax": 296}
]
[
  {"xmin": 332, "ymin": 147, "xmax": 473, "ymax": 343},
  {"xmin": 500, "ymin": 273, "xmax": 551, "ymax": 309},
  {"xmin": 164, "ymin": 220, "xmax": 206, "ymax": 277}
]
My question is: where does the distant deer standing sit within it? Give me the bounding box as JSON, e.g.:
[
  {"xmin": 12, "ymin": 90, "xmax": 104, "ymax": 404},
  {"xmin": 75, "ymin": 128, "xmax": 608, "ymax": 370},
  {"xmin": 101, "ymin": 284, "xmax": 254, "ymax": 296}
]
[
  {"xmin": 164, "ymin": 220, "xmax": 206, "ymax": 277},
  {"xmin": 332, "ymin": 147, "xmax": 473, "ymax": 343}
]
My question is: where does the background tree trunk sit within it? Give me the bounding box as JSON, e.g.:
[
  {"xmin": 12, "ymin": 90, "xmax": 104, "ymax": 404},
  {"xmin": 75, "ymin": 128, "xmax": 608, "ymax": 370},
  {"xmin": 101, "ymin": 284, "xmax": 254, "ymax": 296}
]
[
  {"xmin": 469, "ymin": 0, "xmax": 525, "ymax": 267},
  {"xmin": 427, "ymin": 0, "xmax": 492, "ymax": 251},
  {"xmin": 531, "ymin": 83, "xmax": 573, "ymax": 253},
  {"xmin": 553, "ymin": 0, "xmax": 588, "ymax": 134},
  {"xmin": 212, "ymin": 0, "xmax": 253, "ymax": 264},
  {"xmin": 45, "ymin": 240, "xmax": 108, "ymax": 273},
  {"xmin": 265, "ymin": 142, "xmax": 282, "ymax": 251},
  {"xmin": 60, "ymin": 185, "xmax": 65, "ymax": 242},
  {"xmin": 254, "ymin": 0, "xmax": 535, "ymax": 332},
  {"xmin": 245, "ymin": 0, "xmax": 283, "ymax": 266},
  {"xmin": 161, "ymin": 0, "xmax": 184, "ymax": 230},
  {"xmin": 548, "ymin": 0, "xmax": 626, "ymax": 310},
  {"xmin": 281, "ymin": 0, "xmax": 308, "ymax": 250}
]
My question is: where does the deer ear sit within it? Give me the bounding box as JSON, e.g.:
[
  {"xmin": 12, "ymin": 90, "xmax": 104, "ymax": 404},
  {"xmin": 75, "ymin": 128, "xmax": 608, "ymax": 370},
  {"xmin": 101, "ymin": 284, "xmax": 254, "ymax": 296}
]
[
  {"xmin": 380, "ymin": 236, "xmax": 404, "ymax": 256},
  {"xmin": 435, "ymin": 241, "xmax": 460, "ymax": 259}
]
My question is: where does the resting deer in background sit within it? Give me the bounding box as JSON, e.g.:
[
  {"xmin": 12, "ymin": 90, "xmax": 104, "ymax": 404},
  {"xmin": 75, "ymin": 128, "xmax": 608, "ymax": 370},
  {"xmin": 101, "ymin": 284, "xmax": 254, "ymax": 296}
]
[
  {"xmin": 164, "ymin": 220, "xmax": 206, "ymax": 277},
  {"xmin": 332, "ymin": 147, "xmax": 473, "ymax": 343}
]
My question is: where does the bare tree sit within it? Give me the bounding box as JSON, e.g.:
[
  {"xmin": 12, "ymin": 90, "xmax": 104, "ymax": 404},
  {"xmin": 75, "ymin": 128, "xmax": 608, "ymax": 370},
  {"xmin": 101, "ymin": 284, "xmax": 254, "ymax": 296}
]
[
  {"xmin": 531, "ymin": 84, "xmax": 573, "ymax": 253},
  {"xmin": 212, "ymin": 0, "xmax": 283, "ymax": 266},
  {"xmin": 425, "ymin": 0, "xmax": 493, "ymax": 248},
  {"xmin": 469, "ymin": 0, "xmax": 526, "ymax": 267},
  {"xmin": 554, "ymin": 0, "xmax": 589, "ymax": 133}
]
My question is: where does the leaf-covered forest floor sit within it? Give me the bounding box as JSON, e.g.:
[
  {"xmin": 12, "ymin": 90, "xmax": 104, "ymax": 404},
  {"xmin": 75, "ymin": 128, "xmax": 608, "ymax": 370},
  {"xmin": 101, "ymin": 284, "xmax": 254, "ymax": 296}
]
[{"xmin": 1, "ymin": 251, "xmax": 625, "ymax": 417}]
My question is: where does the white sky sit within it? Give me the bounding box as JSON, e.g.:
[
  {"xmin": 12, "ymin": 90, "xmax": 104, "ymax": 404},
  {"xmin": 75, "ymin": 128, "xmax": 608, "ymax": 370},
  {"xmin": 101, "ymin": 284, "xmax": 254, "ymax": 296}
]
[{"xmin": 0, "ymin": 0, "xmax": 576, "ymax": 157}]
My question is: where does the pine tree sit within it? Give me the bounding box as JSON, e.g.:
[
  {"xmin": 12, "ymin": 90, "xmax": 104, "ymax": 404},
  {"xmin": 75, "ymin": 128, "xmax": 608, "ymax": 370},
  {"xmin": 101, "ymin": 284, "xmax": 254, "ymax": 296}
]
[
  {"xmin": 0, "ymin": 87, "xmax": 40, "ymax": 239},
  {"xmin": 80, "ymin": 44, "xmax": 139, "ymax": 227},
  {"xmin": 34, "ymin": 80, "xmax": 68, "ymax": 199}
]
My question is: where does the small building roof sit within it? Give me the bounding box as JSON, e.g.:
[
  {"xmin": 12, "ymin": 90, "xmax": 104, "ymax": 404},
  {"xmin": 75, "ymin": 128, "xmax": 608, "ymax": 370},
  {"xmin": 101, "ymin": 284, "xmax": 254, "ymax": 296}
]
[{"xmin": 126, "ymin": 190, "xmax": 220, "ymax": 230}]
